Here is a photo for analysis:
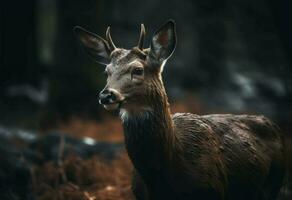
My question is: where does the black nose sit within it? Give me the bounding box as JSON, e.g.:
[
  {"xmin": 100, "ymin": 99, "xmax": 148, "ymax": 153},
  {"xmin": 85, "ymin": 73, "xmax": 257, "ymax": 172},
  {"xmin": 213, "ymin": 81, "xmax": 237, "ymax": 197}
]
[{"xmin": 99, "ymin": 89, "xmax": 117, "ymax": 104}]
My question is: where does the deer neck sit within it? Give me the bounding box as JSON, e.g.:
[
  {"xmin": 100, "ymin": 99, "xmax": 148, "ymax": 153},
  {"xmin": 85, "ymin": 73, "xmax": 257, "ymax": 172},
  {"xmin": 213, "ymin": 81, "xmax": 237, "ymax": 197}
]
[{"xmin": 120, "ymin": 80, "xmax": 177, "ymax": 175}]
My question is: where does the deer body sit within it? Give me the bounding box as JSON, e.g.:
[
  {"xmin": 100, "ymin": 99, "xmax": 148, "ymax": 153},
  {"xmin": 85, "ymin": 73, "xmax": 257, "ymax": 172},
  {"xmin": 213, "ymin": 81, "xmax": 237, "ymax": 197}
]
[
  {"xmin": 75, "ymin": 20, "xmax": 286, "ymax": 200},
  {"xmin": 122, "ymin": 89, "xmax": 285, "ymax": 200}
]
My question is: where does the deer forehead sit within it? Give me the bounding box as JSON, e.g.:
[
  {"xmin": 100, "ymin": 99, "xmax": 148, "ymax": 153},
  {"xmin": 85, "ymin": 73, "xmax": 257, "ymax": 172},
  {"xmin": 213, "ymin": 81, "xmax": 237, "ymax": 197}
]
[
  {"xmin": 110, "ymin": 49, "xmax": 131, "ymax": 61},
  {"xmin": 110, "ymin": 48, "xmax": 146, "ymax": 66}
]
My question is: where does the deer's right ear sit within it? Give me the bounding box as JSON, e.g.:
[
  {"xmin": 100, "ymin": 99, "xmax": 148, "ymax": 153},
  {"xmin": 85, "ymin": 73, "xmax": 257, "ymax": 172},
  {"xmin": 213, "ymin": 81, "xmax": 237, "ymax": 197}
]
[{"xmin": 74, "ymin": 26, "xmax": 111, "ymax": 65}]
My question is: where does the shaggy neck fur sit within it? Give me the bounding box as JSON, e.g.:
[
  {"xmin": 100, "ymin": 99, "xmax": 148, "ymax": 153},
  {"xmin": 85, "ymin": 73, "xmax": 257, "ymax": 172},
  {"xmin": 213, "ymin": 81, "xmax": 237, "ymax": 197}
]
[{"xmin": 121, "ymin": 77, "xmax": 178, "ymax": 180}]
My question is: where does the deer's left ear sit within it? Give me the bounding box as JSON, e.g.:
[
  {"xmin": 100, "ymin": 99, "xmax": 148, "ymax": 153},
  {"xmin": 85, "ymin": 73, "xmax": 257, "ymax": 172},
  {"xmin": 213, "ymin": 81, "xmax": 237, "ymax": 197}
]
[
  {"xmin": 74, "ymin": 26, "xmax": 111, "ymax": 65},
  {"xmin": 148, "ymin": 20, "xmax": 177, "ymax": 70}
]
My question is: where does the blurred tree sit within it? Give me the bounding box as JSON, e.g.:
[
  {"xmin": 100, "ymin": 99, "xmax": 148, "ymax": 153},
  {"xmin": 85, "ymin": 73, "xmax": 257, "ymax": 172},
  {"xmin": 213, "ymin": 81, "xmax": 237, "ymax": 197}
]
[{"xmin": 0, "ymin": 0, "xmax": 39, "ymax": 87}]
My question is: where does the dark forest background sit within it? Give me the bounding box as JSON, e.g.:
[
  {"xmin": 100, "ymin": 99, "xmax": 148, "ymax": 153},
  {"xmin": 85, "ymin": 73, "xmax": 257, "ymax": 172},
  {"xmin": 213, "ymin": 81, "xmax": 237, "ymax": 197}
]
[
  {"xmin": 0, "ymin": 0, "xmax": 292, "ymax": 199},
  {"xmin": 1, "ymin": 0, "xmax": 292, "ymax": 129}
]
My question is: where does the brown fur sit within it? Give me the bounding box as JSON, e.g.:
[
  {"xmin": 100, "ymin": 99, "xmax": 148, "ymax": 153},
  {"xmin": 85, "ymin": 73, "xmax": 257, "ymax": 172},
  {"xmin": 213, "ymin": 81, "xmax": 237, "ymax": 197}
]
[
  {"xmin": 123, "ymin": 78, "xmax": 285, "ymax": 200},
  {"xmin": 75, "ymin": 21, "xmax": 286, "ymax": 200}
]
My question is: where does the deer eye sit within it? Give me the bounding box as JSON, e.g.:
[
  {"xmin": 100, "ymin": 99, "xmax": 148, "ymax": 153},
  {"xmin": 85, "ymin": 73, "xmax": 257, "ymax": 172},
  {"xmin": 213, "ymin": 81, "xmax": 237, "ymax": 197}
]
[{"xmin": 132, "ymin": 68, "xmax": 144, "ymax": 76}]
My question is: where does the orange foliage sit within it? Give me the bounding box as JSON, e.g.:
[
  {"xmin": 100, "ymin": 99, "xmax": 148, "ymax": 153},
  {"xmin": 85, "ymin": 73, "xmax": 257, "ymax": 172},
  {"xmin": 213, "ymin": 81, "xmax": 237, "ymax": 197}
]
[
  {"xmin": 58, "ymin": 118, "xmax": 124, "ymax": 142},
  {"xmin": 33, "ymin": 153, "xmax": 134, "ymax": 200}
]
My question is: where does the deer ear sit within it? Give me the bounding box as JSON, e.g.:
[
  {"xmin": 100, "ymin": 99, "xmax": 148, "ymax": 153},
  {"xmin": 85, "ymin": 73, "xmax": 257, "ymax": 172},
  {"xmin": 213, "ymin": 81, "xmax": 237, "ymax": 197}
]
[
  {"xmin": 74, "ymin": 26, "xmax": 111, "ymax": 65},
  {"xmin": 148, "ymin": 20, "xmax": 176, "ymax": 68}
]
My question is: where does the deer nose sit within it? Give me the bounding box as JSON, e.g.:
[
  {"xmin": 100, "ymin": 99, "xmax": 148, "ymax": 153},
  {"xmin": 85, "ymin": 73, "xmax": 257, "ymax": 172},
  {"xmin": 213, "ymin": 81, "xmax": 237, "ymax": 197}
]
[{"xmin": 99, "ymin": 89, "xmax": 117, "ymax": 104}]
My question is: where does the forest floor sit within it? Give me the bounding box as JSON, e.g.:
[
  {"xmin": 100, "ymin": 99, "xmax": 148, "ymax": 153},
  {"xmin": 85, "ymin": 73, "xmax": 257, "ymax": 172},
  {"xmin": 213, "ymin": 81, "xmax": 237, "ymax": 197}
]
[
  {"xmin": 1, "ymin": 99, "xmax": 291, "ymax": 200},
  {"xmin": 34, "ymin": 118, "xmax": 292, "ymax": 200},
  {"xmin": 33, "ymin": 153, "xmax": 134, "ymax": 200}
]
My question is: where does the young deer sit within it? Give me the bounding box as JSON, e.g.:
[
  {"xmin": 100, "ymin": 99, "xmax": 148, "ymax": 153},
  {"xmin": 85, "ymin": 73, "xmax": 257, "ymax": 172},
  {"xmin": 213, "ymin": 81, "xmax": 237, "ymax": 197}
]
[{"xmin": 74, "ymin": 20, "xmax": 286, "ymax": 200}]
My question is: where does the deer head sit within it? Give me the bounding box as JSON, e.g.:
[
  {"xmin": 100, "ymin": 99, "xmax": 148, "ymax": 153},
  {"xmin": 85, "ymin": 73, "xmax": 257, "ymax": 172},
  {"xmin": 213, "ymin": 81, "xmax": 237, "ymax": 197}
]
[{"xmin": 74, "ymin": 20, "xmax": 176, "ymax": 113}]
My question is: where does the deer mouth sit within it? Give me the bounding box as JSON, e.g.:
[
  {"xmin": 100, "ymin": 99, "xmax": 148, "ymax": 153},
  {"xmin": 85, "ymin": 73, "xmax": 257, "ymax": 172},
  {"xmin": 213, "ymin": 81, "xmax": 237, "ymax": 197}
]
[
  {"xmin": 102, "ymin": 100, "xmax": 124, "ymax": 111},
  {"xmin": 103, "ymin": 103, "xmax": 119, "ymax": 110},
  {"xmin": 99, "ymin": 89, "xmax": 125, "ymax": 111}
]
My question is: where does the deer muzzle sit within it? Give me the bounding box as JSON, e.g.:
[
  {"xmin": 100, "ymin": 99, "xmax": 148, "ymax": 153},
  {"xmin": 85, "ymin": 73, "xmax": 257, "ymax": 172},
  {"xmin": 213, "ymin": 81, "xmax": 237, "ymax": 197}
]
[{"xmin": 98, "ymin": 88, "xmax": 124, "ymax": 110}]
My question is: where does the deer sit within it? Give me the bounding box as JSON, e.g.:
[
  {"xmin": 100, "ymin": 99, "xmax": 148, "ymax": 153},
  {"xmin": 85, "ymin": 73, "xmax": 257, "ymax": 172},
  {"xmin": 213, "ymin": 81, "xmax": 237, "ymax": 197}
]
[{"xmin": 74, "ymin": 20, "xmax": 286, "ymax": 200}]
